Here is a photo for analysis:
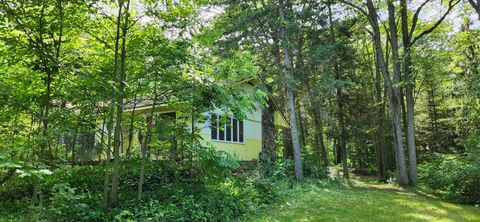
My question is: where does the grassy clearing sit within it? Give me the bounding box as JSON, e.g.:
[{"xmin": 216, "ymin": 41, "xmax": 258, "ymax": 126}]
[{"xmin": 245, "ymin": 179, "xmax": 480, "ymax": 222}]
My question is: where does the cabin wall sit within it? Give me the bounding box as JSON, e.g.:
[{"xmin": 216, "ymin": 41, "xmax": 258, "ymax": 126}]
[
  {"xmin": 199, "ymin": 107, "xmax": 262, "ymax": 161},
  {"xmin": 96, "ymin": 81, "xmax": 270, "ymax": 161}
]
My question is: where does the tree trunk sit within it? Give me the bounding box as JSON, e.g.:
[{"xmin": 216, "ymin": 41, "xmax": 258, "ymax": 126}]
[
  {"xmin": 399, "ymin": 0, "xmax": 459, "ymax": 185},
  {"xmin": 261, "ymin": 106, "xmax": 276, "ymax": 163},
  {"xmin": 468, "ymin": 0, "xmax": 480, "ymax": 20},
  {"xmin": 310, "ymin": 106, "xmax": 328, "ymax": 166},
  {"xmin": 333, "ymin": 139, "xmax": 341, "ymax": 165},
  {"xmin": 98, "ymin": 113, "xmax": 107, "ymax": 163},
  {"xmin": 31, "ymin": 176, "xmax": 41, "ymax": 206},
  {"xmin": 294, "ymin": 39, "xmax": 307, "ymax": 149},
  {"xmin": 39, "ymin": 0, "xmax": 51, "ymax": 160},
  {"xmin": 259, "ymin": 74, "xmax": 276, "ymax": 164},
  {"xmin": 102, "ymin": 0, "xmax": 123, "ymax": 209},
  {"xmin": 373, "ymin": 48, "xmax": 387, "ymax": 181},
  {"xmin": 328, "ymin": 2, "xmax": 348, "ymax": 178},
  {"xmin": 367, "ymin": 0, "xmax": 409, "ymax": 185},
  {"xmin": 387, "ymin": 2, "xmax": 409, "ymax": 185},
  {"xmin": 400, "ymin": 0, "xmax": 418, "ymax": 185},
  {"xmin": 364, "ymin": 26, "xmax": 388, "ymax": 181},
  {"xmin": 126, "ymin": 92, "xmax": 138, "ymax": 160},
  {"xmin": 110, "ymin": 0, "xmax": 130, "ymax": 205},
  {"xmin": 278, "ymin": 0, "xmax": 303, "ymax": 180},
  {"xmin": 138, "ymin": 74, "xmax": 159, "ymax": 202},
  {"xmin": 102, "ymin": 111, "xmax": 114, "ymax": 209},
  {"xmin": 282, "ymin": 129, "xmax": 294, "ymax": 159},
  {"xmin": 304, "ymin": 76, "xmax": 328, "ymax": 166},
  {"xmin": 272, "ymin": 35, "xmax": 293, "ymax": 161},
  {"xmin": 71, "ymin": 129, "xmax": 77, "ymax": 166},
  {"xmin": 137, "ymin": 115, "xmax": 151, "ymax": 202},
  {"xmin": 296, "ymin": 35, "xmax": 328, "ymax": 167},
  {"xmin": 296, "ymin": 99, "xmax": 307, "ymax": 148}
]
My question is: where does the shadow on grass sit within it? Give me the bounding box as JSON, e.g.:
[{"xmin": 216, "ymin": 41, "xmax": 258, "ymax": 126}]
[{"xmin": 247, "ymin": 179, "xmax": 480, "ymax": 222}]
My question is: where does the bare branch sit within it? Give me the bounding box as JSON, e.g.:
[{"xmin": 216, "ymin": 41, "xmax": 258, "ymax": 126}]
[
  {"xmin": 338, "ymin": 0, "xmax": 368, "ymax": 17},
  {"xmin": 410, "ymin": 0, "xmax": 460, "ymax": 46},
  {"xmin": 410, "ymin": 0, "xmax": 432, "ymax": 38},
  {"xmin": 87, "ymin": 32, "xmax": 114, "ymax": 51},
  {"xmin": 468, "ymin": 0, "xmax": 480, "ymax": 20},
  {"xmin": 468, "ymin": 0, "xmax": 478, "ymax": 7}
]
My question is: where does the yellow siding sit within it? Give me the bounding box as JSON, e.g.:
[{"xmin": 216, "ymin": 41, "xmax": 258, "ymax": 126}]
[
  {"xmin": 116, "ymin": 81, "xmax": 266, "ymax": 161},
  {"xmin": 199, "ymin": 116, "xmax": 262, "ymax": 161},
  {"xmin": 202, "ymin": 139, "xmax": 261, "ymax": 161}
]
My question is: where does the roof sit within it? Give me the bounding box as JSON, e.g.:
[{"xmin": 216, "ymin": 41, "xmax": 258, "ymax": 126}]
[
  {"xmin": 124, "ymin": 99, "xmax": 166, "ymax": 109},
  {"xmin": 123, "ymin": 75, "xmax": 290, "ymax": 128}
]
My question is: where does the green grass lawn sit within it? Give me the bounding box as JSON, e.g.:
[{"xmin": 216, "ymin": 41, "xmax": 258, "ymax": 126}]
[{"xmin": 245, "ymin": 179, "xmax": 480, "ymax": 222}]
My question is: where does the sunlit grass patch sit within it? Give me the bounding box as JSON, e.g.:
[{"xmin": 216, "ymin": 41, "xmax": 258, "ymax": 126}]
[{"xmin": 245, "ymin": 179, "xmax": 480, "ymax": 222}]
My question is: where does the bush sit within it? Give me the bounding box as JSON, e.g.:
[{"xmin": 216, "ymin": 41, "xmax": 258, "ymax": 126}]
[
  {"xmin": 112, "ymin": 175, "xmax": 287, "ymax": 222},
  {"xmin": 0, "ymin": 144, "xmax": 293, "ymax": 221},
  {"xmin": 302, "ymin": 155, "xmax": 329, "ymax": 179},
  {"xmin": 418, "ymin": 153, "xmax": 480, "ymax": 204},
  {"xmin": 46, "ymin": 182, "xmax": 104, "ymax": 221}
]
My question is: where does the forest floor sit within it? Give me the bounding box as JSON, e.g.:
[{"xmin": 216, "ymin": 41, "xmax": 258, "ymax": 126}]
[{"xmin": 244, "ymin": 178, "xmax": 480, "ymax": 222}]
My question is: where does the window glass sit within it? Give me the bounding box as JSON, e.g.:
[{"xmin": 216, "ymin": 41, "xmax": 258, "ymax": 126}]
[
  {"xmin": 226, "ymin": 118, "xmax": 232, "ymax": 141},
  {"xmin": 219, "ymin": 119, "xmax": 225, "ymax": 141},
  {"xmin": 211, "ymin": 114, "xmax": 217, "ymax": 140},
  {"xmin": 210, "ymin": 113, "xmax": 244, "ymax": 143},
  {"xmin": 232, "ymin": 119, "xmax": 238, "ymax": 142},
  {"xmin": 239, "ymin": 120, "xmax": 244, "ymax": 143}
]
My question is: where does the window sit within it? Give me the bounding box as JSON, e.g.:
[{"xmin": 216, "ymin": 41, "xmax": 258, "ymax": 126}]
[
  {"xmin": 211, "ymin": 114, "xmax": 218, "ymax": 140},
  {"xmin": 210, "ymin": 114, "xmax": 244, "ymax": 143}
]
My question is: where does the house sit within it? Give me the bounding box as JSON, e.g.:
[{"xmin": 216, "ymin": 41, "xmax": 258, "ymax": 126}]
[{"xmin": 122, "ymin": 76, "xmax": 289, "ymax": 161}]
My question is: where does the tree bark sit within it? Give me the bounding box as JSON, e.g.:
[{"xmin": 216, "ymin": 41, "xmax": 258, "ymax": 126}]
[
  {"xmin": 261, "ymin": 105, "xmax": 276, "ymax": 163},
  {"xmin": 367, "ymin": 0, "xmax": 409, "ymax": 185},
  {"xmin": 137, "ymin": 116, "xmax": 150, "ymax": 202},
  {"xmin": 102, "ymin": 0, "xmax": 123, "ymax": 209},
  {"xmin": 295, "ymin": 99, "xmax": 307, "ymax": 148},
  {"xmin": 295, "ymin": 35, "xmax": 328, "ymax": 167},
  {"xmin": 400, "ymin": 0, "xmax": 418, "ymax": 185},
  {"xmin": 364, "ymin": 37, "xmax": 387, "ymax": 180},
  {"xmin": 328, "ymin": 2, "xmax": 348, "ymax": 178},
  {"xmin": 310, "ymin": 104, "xmax": 328, "ymax": 166},
  {"xmin": 71, "ymin": 129, "xmax": 77, "ymax": 166},
  {"xmin": 98, "ymin": 112, "xmax": 107, "ymax": 163},
  {"xmin": 304, "ymin": 71, "xmax": 328, "ymax": 166},
  {"xmin": 278, "ymin": 0, "xmax": 303, "ymax": 180},
  {"xmin": 373, "ymin": 47, "xmax": 387, "ymax": 181},
  {"xmin": 138, "ymin": 73, "xmax": 159, "ymax": 202},
  {"xmin": 126, "ymin": 91, "xmax": 138, "ymax": 160},
  {"xmin": 467, "ymin": 0, "xmax": 480, "ymax": 20},
  {"xmin": 258, "ymin": 74, "xmax": 277, "ymax": 163},
  {"xmin": 110, "ymin": 0, "xmax": 130, "ymax": 205},
  {"xmin": 274, "ymin": 50, "xmax": 294, "ymax": 161}
]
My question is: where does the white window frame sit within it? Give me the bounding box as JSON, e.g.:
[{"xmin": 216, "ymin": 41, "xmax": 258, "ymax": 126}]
[{"xmin": 210, "ymin": 113, "xmax": 245, "ymax": 144}]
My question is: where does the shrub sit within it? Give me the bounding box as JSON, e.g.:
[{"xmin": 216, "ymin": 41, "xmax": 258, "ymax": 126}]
[
  {"xmin": 418, "ymin": 153, "xmax": 480, "ymax": 204},
  {"xmin": 302, "ymin": 155, "xmax": 329, "ymax": 179},
  {"xmin": 46, "ymin": 182, "xmax": 104, "ymax": 221},
  {"xmin": 1, "ymin": 144, "xmax": 291, "ymax": 221}
]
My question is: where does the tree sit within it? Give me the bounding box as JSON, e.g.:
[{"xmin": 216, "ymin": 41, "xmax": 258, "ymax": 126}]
[
  {"xmin": 362, "ymin": 0, "xmax": 409, "ymax": 185},
  {"xmin": 278, "ymin": 0, "xmax": 303, "ymax": 180},
  {"xmin": 467, "ymin": 0, "xmax": 480, "ymax": 20},
  {"xmin": 399, "ymin": 0, "xmax": 459, "ymax": 185},
  {"xmin": 110, "ymin": 0, "xmax": 131, "ymax": 205}
]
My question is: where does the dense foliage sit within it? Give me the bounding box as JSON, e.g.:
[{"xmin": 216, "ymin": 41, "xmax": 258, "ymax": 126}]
[
  {"xmin": 0, "ymin": 0, "xmax": 479, "ymax": 221},
  {"xmin": 1, "ymin": 145, "xmax": 307, "ymax": 221}
]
